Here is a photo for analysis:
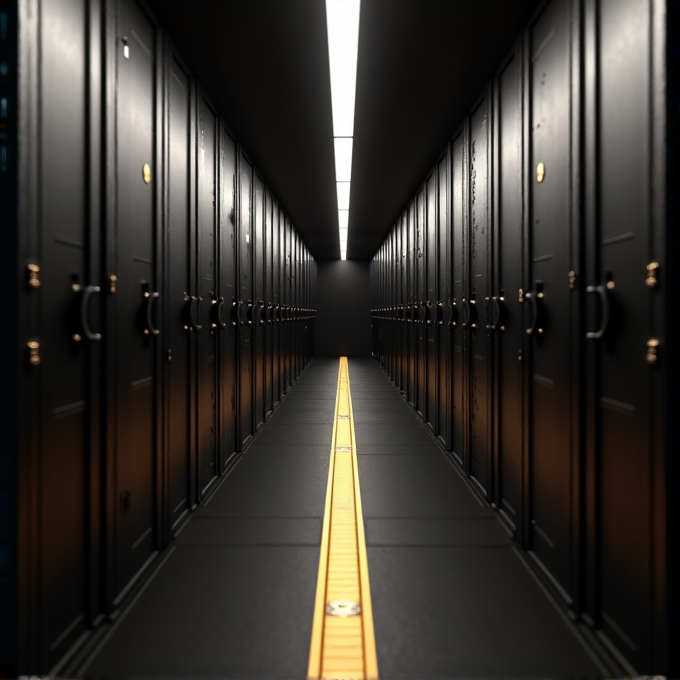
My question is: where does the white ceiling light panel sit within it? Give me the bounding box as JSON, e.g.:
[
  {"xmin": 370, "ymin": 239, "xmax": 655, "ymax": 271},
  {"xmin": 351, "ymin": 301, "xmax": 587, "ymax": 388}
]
[
  {"xmin": 326, "ymin": 0, "xmax": 361, "ymax": 137},
  {"xmin": 337, "ymin": 182, "xmax": 351, "ymax": 210}
]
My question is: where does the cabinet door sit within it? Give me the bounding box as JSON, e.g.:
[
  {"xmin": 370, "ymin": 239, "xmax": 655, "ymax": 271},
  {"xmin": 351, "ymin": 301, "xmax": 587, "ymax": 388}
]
[
  {"xmin": 399, "ymin": 213, "xmax": 407, "ymax": 393},
  {"xmin": 196, "ymin": 93, "xmax": 218, "ymax": 495},
  {"xmin": 238, "ymin": 153, "xmax": 253, "ymax": 448},
  {"xmin": 426, "ymin": 172, "xmax": 437, "ymax": 431},
  {"xmin": 112, "ymin": 0, "xmax": 159, "ymax": 598},
  {"xmin": 253, "ymin": 172, "xmax": 265, "ymax": 429},
  {"xmin": 218, "ymin": 127, "xmax": 237, "ymax": 467},
  {"xmin": 451, "ymin": 128, "xmax": 467, "ymax": 466},
  {"xmin": 264, "ymin": 191, "xmax": 273, "ymax": 415},
  {"xmin": 416, "ymin": 189, "xmax": 427, "ymax": 416},
  {"xmin": 526, "ymin": 0, "xmax": 577, "ymax": 602},
  {"xmin": 36, "ymin": 0, "xmax": 101, "ymax": 665},
  {"xmin": 468, "ymin": 92, "xmax": 493, "ymax": 498},
  {"xmin": 166, "ymin": 51, "xmax": 192, "ymax": 527},
  {"xmin": 493, "ymin": 46, "xmax": 524, "ymax": 533},
  {"xmin": 272, "ymin": 202, "xmax": 281, "ymax": 402},
  {"xmin": 584, "ymin": 0, "xmax": 657, "ymax": 667},
  {"xmin": 407, "ymin": 203, "xmax": 417, "ymax": 404},
  {"xmin": 437, "ymin": 152, "xmax": 451, "ymax": 449}
]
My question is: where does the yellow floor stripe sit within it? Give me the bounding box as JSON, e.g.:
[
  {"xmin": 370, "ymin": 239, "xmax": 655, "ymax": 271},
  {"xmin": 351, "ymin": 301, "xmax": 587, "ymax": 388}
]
[{"xmin": 308, "ymin": 357, "xmax": 379, "ymax": 680}]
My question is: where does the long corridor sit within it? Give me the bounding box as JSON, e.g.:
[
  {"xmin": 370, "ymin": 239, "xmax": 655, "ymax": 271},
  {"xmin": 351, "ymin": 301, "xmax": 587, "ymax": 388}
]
[{"xmin": 77, "ymin": 358, "xmax": 604, "ymax": 680}]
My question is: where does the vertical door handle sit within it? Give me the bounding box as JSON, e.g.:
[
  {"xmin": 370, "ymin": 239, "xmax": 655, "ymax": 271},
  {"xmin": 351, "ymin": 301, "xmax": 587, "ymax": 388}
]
[
  {"xmin": 81, "ymin": 285, "xmax": 102, "ymax": 341},
  {"xmin": 461, "ymin": 298, "xmax": 477, "ymax": 330},
  {"xmin": 211, "ymin": 295, "xmax": 226, "ymax": 330},
  {"xmin": 191, "ymin": 296, "xmax": 203, "ymax": 332},
  {"xmin": 524, "ymin": 280, "xmax": 544, "ymax": 336},
  {"xmin": 586, "ymin": 284, "xmax": 610, "ymax": 340},
  {"xmin": 143, "ymin": 283, "xmax": 160, "ymax": 336},
  {"xmin": 486, "ymin": 295, "xmax": 507, "ymax": 332}
]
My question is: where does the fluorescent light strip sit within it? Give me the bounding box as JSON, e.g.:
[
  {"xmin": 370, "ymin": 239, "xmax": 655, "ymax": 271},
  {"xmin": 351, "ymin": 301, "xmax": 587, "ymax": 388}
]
[
  {"xmin": 337, "ymin": 182, "xmax": 351, "ymax": 210},
  {"xmin": 334, "ymin": 138, "xmax": 353, "ymax": 182},
  {"xmin": 327, "ymin": 0, "xmax": 360, "ymax": 259},
  {"xmin": 326, "ymin": 0, "xmax": 361, "ymax": 137}
]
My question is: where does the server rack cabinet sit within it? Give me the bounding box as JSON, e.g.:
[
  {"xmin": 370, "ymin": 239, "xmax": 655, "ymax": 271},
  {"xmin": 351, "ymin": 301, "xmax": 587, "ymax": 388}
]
[
  {"xmin": 293, "ymin": 230, "xmax": 300, "ymax": 378},
  {"xmin": 399, "ymin": 212, "xmax": 408, "ymax": 394},
  {"xmin": 389, "ymin": 224, "xmax": 401, "ymax": 385},
  {"xmin": 195, "ymin": 88, "xmax": 220, "ymax": 497},
  {"xmin": 13, "ymin": 0, "xmax": 106, "ymax": 670},
  {"xmin": 217, "ymin": 125, "xmax": 237, "ymax": 471},
  {"xmin": 272, "ymin": 200, "xmax": 281, "ymax": 402},
  {"xmin": 407, "ymin": 202, "xmax": 417, "ymax": 404},
  {"xmin": 283, "ymin": 216, "xmax": 292, "ymax": 390},
  {"xmin": 253, "ymin": 172, "xmax": 265, "ymax": 431},
  {"xmin": 106, "ymin": 0, "xmax": 163, "ymax": 610},
  {"xmin": 450, "ymin": 125, "xmax": 468, "ymax": 467},
  {"xmin": 425, "ymin": 172, "xmax": 437, "ymax": 433},
  {"xmin": 415, "ymin": 188, "xmax": 427, "ymax": 417},
  {"xmin": 523, "ymin": 0, "xmax": 580, "ymax": 607},
  {"xmin": 467, "ymin": 88, "xmax": 493, "ymax": 499},
  {"xmin": 264, "ymin": 189, "xmax": 273, "ymax": 417},
  {"xmin": 581, "ymin": 0, "xmax": 668, "ymax": 670},
  {"xmin": 165, "ymin": 44, "xmax": 194, "ymax": 531},
  {"xmin": 237, "ymin": 150, "xmax": 254, "ymax": 448},
  {"xmin": 436, "ymin": 150, "xmax": 452, "ymax": 449},
  {"xmin": 491, "ymin": 41, "xmax": 525, "ymax": 537}
]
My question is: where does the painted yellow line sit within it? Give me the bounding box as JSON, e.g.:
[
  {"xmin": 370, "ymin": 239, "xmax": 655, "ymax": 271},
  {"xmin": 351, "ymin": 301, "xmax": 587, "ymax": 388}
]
[{"xmin": 308, "ymin": 357, "xmax": 379, "ymax": 680}]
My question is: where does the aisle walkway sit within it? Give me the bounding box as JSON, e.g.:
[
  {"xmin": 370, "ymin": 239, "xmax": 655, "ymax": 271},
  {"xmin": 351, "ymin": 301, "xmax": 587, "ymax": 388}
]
[{"xmin": 78, "ymin": 357, "xmax": 604, "ymax": 680}]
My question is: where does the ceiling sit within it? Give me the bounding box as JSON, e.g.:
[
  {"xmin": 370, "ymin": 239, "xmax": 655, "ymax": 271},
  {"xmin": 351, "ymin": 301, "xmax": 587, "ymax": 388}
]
[{"xmin": 145, "ymin": 0, "xmax": 542, "ymax": 261}]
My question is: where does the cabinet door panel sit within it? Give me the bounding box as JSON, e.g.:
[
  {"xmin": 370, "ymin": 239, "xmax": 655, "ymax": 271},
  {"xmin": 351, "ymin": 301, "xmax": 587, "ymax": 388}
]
[
  {"xmin": 167, "ymin": 54, "xmax": 191, "ymax": 526},
  {"xmin": 38, "ymin": 0, "xmax": 93, "ymax": 662},
  {"xmin": 495, "ymin": 49, "xmax": 524, "ymax": 531},
  {"xmin": 426, "ymin": 173, "xmax": 437, "ymax": 431},
  {"xmin": 468, "ymin": 94, "xmax": 492, "ymax": 497},
  {"xmin": 238, "ymin": 154, "xmax": 253, "ymax": 447},
  {"xmin": 527, "ymin": 0, "xmax": 574, "ymax": 600},
  {"xmin": 253, "ymin": 173, "xmax": 265, "ymax": 429},
  {"xmin": 196, "ymin": 95, "xmax": 218, "ymax": 495},
  {"xmin": 219, "ymin": 128, "xmax": 237, "ymax": 468},
  {"xmin": 451, "ymin": 130, "xmax": 466, "ymax": 465},
  {"xmin": 113, "ymin": 0, "xmax": 158, "ymax": 597}
]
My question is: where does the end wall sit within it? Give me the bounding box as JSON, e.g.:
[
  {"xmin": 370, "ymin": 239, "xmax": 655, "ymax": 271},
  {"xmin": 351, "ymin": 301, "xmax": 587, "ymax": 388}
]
[{"xmin": 314, "ymin": 260, "xmax": 372, "ymax": 357}]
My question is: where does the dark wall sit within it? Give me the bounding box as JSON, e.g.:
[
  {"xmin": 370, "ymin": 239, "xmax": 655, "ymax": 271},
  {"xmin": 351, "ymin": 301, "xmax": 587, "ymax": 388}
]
[{"xmin": 315, "ymin": 260, "xmax": 372, "ymax": 357}]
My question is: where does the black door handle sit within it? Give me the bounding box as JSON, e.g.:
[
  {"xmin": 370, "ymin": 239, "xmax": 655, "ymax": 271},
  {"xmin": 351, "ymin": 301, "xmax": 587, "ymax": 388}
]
[
  {"xmin": 142, "ymin": 283, "xmax": 160, "ymax": 337},
  {"xmin": 586, "ymin": 284, "xmax": 609, "ymax": 340},
  {"xmin": 211, "ymin": 295, "xmax": 226, "ymax": 330},
  {"xmin": 462, "ymin": 297, "xmax": 477, "ymax": 330},
  {"xmin": 524, "ymin": 280, "xmax": 544, "ymax": 337},
  {"xmin": 81, "ymin": 285, "xmax": 102, "ymax": 341},
  {"xmin": 191, "ymin": 296, "xmax": 203, "ymax": 332},
  {"xmin": 486, "ymin": 295, "xmax": 507, "ymax": 332}
]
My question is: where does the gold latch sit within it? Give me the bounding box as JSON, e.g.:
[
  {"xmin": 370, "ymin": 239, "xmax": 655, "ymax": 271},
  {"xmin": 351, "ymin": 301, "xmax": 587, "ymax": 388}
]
[
  {"xmin": 109, "ymin": 274, "xmax": 118, "ymax": 294},
  {"xmin": 27, "ymin": 263, "xmax": 41, "ymax": 289},
  {"xmin": 518, "ymin": 288, "xmax": 525, "ymax": 303},
  {"xmin": 536, "ymin": 162, "xmax": 546, "ymax": 183},
  {"xmin": 568, "ymin": 271, "xmax": 577, "ymax": 290},
  {"xmin": 143, "ymin": 163, "xmax": 151, "ymax": 184},
  {"xmin": 27, "ymin": 340, "xmax": 41, "ymax": 366},
  {"xmin": 646, "ymin": 262, "xmax": 659, "ymax": 288},
  {"xmin": 646, "ymin": 338, "xmax": 659, "ymax": 364}
]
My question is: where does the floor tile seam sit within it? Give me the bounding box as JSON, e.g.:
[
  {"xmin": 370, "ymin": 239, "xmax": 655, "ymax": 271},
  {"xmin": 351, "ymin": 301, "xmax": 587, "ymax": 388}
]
[
  {"xmin": 362, "ymin": 515, "xmax": 496, "ymax": 520},
  {"xmin": 354, "ymin": 452, "xmax": 444, "ymax": 456},
  {"xmin": 363, "ymin": 543, "xmax": 514, "ymax": 549},
  {"xmin": 188, "ymin": 515, "xmax": 324, "ymax": 520},
  {"xmin": 174, "ymin": 543, "xmax": 323, "ymax": 548},
  {"xmin": 364, "ymin": 517, "xmax": 503, "ymax": 522}
]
